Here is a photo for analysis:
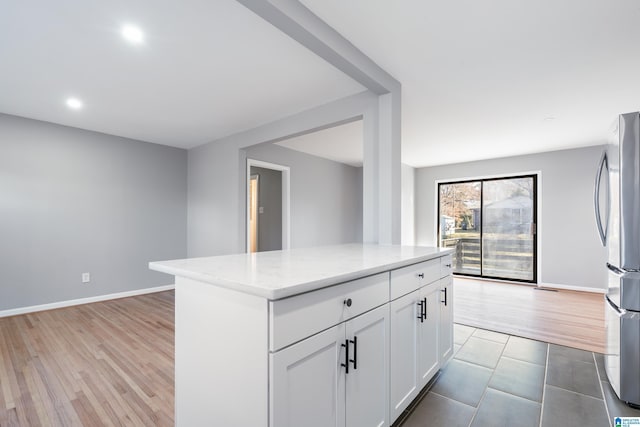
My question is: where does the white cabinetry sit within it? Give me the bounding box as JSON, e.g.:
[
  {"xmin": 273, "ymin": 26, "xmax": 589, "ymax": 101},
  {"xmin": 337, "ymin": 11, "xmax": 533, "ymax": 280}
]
[
  {"xmin": 389, "ymin": 256, "xmax": 453, "ymax": 423},
  {"xmin": 271, "ymin": 279, "xmax": 390, "ymax": 427},
  {"xmin": 162, "ymin": 247, "xmax": 454, "ymax": 427},
  {"xmin": 439, "ymin": 275, "xmax": 454, "ymax": 364},
  {"xmin": 418, "ymin": 283, "xmax": 440, "ymax": 386},
  {"xmin": 437, "ymin": 254, "xmax": 454, "ymax": 365},
  {"xmin": 271, "ymin": 324, "xmax": 346, "ymax": 427},
  {"xmin": 345, "ymin": 305, "xmax": 389, "ymax": 427},
  {"xmin": 389, "ymin": 290, "xmax": 420, "ymax": 420}
]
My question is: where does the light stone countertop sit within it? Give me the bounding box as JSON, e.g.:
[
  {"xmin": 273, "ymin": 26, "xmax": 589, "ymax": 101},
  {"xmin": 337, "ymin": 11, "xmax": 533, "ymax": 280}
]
[{"xmin": 149, "ymin": 244, "xmax": 453, "ymax": 300}]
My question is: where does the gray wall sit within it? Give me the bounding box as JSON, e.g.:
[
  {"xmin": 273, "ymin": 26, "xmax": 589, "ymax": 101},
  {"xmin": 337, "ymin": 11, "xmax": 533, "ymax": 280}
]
[
  {"xmin": 246, "ymin": 143, "xmax": 363, "ymax": 249},
  {"xmin": 415, "ymin": 146, "xmax": 607, "ymax": 290},
  {"xmin": 187, "ymin": 138, "xmax": 247, "ymax": 257},
  {"xmin": 250, "ymin": 166, "xmax": 282, "ymax": 251},
  {"xmin": 186, "ymin": 91, "xmax": 390, "ymax": 258},
  {"xmin": 0, "ymin": 114, "xmax": 187, "ymax": 310}
]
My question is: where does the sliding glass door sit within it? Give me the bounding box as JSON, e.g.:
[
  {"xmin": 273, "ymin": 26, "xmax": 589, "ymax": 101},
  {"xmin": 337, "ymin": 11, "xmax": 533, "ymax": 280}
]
[
  {"xmin": 438, "ymin": 175, "xmax": 537, "ymax": 283},
  {"xmin": 438, "ymin": 181, "xmax": 481, "ymax": 275}
]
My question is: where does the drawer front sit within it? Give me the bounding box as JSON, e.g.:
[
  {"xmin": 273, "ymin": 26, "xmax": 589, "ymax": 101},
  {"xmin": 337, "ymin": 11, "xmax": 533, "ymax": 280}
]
[
  {"xmin": 390, "ymin": 259, "xmax": 440, "ymax": 300},
  {"xmin": 440, "ymin": 255, "xmax": 453, "ymax": 278},
  {"xmin": 270, "ymin": 273, "xmax": 389, "ymax": 351}
]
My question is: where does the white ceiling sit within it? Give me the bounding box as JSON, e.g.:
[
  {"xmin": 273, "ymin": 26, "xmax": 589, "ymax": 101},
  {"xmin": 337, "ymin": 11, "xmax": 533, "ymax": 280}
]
[
  {"xmin": 0, "ymin": 0, "xmax": 363, "ymax": 148},
  {"xmin": 3, "ymin": 1, "xmax": 640, "ymax": 168},
  {"xmin": 275, "ymin": 120, "xmax": 363, "ymax": 167},
  {"xmin": 301, "ymin": 0, "xmax": 640, "ymax": 167}
]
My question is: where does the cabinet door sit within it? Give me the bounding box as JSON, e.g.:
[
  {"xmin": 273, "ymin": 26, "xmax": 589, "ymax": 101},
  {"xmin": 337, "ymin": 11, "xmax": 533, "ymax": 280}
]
[
  {"xmin": 345, "ymin": 304, "xmax": 390, "ymax": 427},
  {"xmin": 418, "ymin": 284, "xmax": 440, "ymax": 388},
  {"xmin": 270, "ymin": 324, "xmax": 346, "ymax": 427},
  {"xmin": 439, "ymin": 276, "xmax": 454, "ymax": 364},
  {"xmin": 389, "ymin": 290, "xmax": 420, "ymax": 423}
]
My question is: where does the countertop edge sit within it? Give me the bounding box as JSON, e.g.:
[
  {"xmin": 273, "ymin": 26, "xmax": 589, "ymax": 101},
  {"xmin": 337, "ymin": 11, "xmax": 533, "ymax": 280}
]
[{"xmin": 149, "ymin": 248, "xmax": 453, "ymax": 300}]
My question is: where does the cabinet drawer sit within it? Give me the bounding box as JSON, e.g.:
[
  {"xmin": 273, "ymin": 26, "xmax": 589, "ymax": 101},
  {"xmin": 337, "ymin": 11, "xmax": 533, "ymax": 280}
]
[
  {"xmin": 440, "ymin": 255, "xmax": 453, "ymax": 277},
  {"xmin": 390, "ymin": 259, "xmax": 440, "ymax": 300},
  {"xmin": 269, "ymin": 273, "xmax": 389, "ymax": 351}
]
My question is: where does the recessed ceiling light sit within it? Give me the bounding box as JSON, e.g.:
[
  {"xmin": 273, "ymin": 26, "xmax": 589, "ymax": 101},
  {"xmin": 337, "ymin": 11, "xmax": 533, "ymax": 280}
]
[
  {"xmin": 66, "ymin": 97, "xmax": 83, "ymax": 110},
  {"xmin": 121, "ymin": 24, "xmax": 144, "ymax": 44}
]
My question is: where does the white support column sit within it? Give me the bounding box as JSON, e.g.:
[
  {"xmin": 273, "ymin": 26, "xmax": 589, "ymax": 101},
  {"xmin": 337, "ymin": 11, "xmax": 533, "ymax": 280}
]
[
  {"xmin": 362, "ymin": 104, "xmax": 379, "ymax": 243},
  {"xmin": 377, "ymin": 92, "xmax": 402, "ymax": 244}
]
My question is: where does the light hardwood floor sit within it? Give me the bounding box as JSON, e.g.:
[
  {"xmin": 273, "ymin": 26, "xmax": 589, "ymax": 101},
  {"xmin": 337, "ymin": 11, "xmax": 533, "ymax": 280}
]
[
  {"xmin": 0, "ymin": 291, "xmax": 175, "ymax": 427},
  {"xmin": 454, "ymin": 277, "xmax": 606, "ymax": 353},
  {"xmin": 0, "ymin": 279, "xmax": 606, "ymax": 425}
]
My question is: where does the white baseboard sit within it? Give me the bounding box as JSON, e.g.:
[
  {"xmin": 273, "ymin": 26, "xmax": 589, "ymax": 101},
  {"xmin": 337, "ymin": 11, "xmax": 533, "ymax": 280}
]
[
  {"xmin": 455, "ymin": 276, "xmax": 606, "ymax": 294},
  {"xmin": 0, "ymin": 284, "xmax": 175, "ymax": 318},
  {"xmin": 538, "ymin": 282, "xmax": 606, "ymax": 294}
]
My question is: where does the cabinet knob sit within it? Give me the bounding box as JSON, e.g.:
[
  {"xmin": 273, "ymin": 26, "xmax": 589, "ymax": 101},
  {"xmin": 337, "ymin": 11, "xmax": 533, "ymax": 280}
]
[
  {"xmin": 445, "ymin": 264, "xmax": 452, "ymax": 268},
  {"xmin": 344, "ymin": 298, "xmax": 352, "ymax": 307},
  {"xmin": 417, "ymin": 273, "xmax": 424, "ymax": 279}
]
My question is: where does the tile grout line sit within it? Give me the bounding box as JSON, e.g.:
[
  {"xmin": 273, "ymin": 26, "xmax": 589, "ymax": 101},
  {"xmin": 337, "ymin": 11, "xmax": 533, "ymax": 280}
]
[
  {"xmin": 465, "ymin": 332, "xmax": 509, "ymax": 427},
  {"xmin": 538, "ymin": 343, "xmax": 550, "ymax": 427},
  {"xmin": 593, "ymin": 352, "xmax": 613, "ymax": 427},
  {"xmin": 429, "ymin": 390, "xmax": 476, "ymax": 408},
  {"xmin": 453, "ymin": 323, "xmax": 475, "ymax": 348},
  {"xmin": 545, "ymin": 349, "xmax": 608, "ymax": 401},
  {"xmin": 545, "ymin": 384, "xmax": 609, "ymax": 402}
]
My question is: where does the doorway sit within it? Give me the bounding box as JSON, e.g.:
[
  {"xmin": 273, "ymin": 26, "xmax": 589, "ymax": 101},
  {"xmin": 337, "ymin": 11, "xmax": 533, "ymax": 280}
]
[
  {"xmin": 246, "ymin": 159, "xmax": 290, "ymax": 253},
  {"xmin": 437, "ymin": 174, "xmax": 537, "ymax": 282}
]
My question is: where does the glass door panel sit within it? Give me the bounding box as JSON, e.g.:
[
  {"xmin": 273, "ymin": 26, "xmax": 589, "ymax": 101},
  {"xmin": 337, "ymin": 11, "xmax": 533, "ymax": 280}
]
[
  {"xmin": 438, "ymin": 175, "xmax": 537, "ymax": 283},
  {"xmin": 438, "ymin": 181, "xmax": 481, "ymax": 276},
  {"xmin": 482, "ymin": 177, "xmax": 535, "ymax": 281}
]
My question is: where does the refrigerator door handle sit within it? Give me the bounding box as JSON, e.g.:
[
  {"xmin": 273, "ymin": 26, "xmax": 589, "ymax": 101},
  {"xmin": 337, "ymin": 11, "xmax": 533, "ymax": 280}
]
[
  {"xmin": 606, "ymin": 296, "xmax": 627, "ymax": 318},
  {"xmin": 607, "ymin": 263, "xmax": 625, "ymax": 276},
  {"xmin": 594, "ymin": 150, "xmax": 609, "ymax": 246}
]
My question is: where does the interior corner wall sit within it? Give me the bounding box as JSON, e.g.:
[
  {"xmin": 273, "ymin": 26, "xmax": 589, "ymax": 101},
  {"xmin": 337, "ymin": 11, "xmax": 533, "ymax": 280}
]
[
  {"xmin": 0, "ymin": 114, "xmax": 188, "ymax": 311},
  {"xmin": 187, "ymin": 139, "xmax": 246, "ymax": 257},
  {"xmin": 415, "ymin": 145, "xmax": 607, "ymax": 290},
  {"xmin": 246, "ymin": 143, "xmax": 363, "ymax": 248},
  {"xmin": 401, "ymin": 163, "xmax": 415, "ymax": 246}
]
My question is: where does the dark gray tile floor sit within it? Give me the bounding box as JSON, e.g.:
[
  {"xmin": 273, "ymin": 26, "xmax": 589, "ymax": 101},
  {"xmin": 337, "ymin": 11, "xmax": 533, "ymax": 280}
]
[{"xmin": 398, "ymin": 324, "xmax": 640, "ymax": 427}]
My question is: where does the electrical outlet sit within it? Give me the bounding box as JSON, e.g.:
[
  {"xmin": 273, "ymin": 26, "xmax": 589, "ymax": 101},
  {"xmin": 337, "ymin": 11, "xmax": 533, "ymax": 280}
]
[{"xmin": 82, "ymin": 272, "xmax": 90, "ymax": 283}]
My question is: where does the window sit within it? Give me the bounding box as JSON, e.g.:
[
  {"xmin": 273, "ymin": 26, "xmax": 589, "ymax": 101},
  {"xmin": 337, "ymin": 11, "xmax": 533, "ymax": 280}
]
[{"xmin": 438, "ymin": 175, "xmax": 537, "ymax": 282}]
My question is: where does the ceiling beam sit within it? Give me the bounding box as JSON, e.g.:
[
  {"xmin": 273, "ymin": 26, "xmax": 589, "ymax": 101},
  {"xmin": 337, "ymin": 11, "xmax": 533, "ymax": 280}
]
[{"xmin": 236, "ymin": 0, "xmax": 400, "ymax": 95}]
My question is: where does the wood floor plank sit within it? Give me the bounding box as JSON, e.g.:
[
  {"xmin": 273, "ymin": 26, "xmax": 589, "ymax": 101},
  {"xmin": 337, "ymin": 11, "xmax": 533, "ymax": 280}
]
[
  {"xmin": 0, "ymin": 291, "xmax": 175, "ymax": 426},
  {"xmin": 0, "ymin": 407, "xmax": 20, "ymax": 427},
  {"xmin": 453, "ymin": 277, "xmax": 606, "ymax": 353}
]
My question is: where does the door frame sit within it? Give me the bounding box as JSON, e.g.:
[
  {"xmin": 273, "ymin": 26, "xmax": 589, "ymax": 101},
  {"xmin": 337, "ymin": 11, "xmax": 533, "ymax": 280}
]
[
  {"xmin": 246, "ymin": 159, "xmax": 291, "ymax": 252},
  {"xmin": 249, "ymin": 174, "xmax": 259, "ymax": 253},
  {"xmin": 434, "ymin": 171, "xmax": 541, "ymax": 284}
]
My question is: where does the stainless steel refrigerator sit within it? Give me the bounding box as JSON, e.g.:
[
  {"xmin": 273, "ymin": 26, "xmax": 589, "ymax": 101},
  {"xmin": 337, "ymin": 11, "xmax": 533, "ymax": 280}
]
[{"xmin": 594, "ymin": 112, "xmax": 640, "ymax": 407}]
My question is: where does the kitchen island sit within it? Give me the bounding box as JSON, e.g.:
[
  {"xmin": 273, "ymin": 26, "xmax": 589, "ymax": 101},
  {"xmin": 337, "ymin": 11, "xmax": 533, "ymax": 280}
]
[{"xmin": 150, "ymin": 244, "xmax": 454, "ymax": 427}]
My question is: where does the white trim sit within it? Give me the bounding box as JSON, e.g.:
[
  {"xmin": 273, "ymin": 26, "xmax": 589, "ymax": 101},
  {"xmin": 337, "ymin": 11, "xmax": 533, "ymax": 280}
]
[
  {"xmin": 434, "ymin": 170, "xmax": 542, "ymax": 284},
  {"xmin": 433, "ymin": 169, "xmax": 543, "ymax": 184},
  {"xmin": 535, "ymin": 171, "xmax": 542, "ymax": 285},
  {"xmin": 246, "ymin": 158, "xmax": 291, "ymax": 252},
  {"xmin": 0, "ymin": 284, "xmax": 175, "ymax": 318},
  {"xmin": 537, "ymin": 282, "xmax": 606, "ymax": 294}
]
